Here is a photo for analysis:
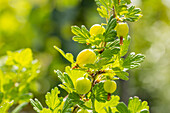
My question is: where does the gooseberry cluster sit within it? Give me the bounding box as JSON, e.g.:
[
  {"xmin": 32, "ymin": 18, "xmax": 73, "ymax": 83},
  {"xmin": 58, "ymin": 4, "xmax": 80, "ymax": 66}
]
[{"xmin": 75, "ymin": 49, "xmax": 118, "ymax": 95}]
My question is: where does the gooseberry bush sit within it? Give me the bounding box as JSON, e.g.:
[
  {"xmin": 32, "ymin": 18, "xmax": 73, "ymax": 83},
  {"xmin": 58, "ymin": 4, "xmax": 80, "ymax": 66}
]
[
  {"xmin": 0, "ymin": 48, "xmax": 40, "ymax": 112},
  {"xmin": 30, "ymin": 0, "xmax": 150, "ymax": 113}
]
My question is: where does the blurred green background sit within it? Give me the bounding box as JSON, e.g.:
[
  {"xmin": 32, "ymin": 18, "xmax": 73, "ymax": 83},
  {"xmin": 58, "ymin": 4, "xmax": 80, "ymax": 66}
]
[{"xmin": 0, "ymin": 0, "xmax": 170, "ymax": 112}]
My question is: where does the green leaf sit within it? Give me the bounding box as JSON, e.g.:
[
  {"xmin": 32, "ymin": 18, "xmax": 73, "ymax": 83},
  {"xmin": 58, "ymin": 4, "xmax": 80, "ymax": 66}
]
[
  {"xmin": 128, "ymin": 96, "xmax": 149, "ymax": 113},
  {"xmin": 104, "ymin": 106, "xmax": 113, "ymax": 113},
  {"xmin": 85, "ymin": 58, "xmax": 114, "ymax": 69},
  {"xmin": 123, "ymin": 52, "xmax": 145, "ymax": 70},
  {"xmin": 92, "ymin": 82, "xmax": 108, "ymax": 102},
  {"xmin": 116, "ymin": 102, "xmax": 128, "ymax": 113},
  {"xmin": 81, "ymin": 25, "xmax": 90, "ymax": 38},
  {"xmin": 62, "ymin": 92, "xmax": 91, "ymax": 113},
  {"xmin": 45, "ymin": 87, "xmax": 63, "ymax": 110},
  {"xmin": 30, "ymin": 98, "xmax": 43, "ymax": 112},
  {"xmin": 125, "ymin": 6, "xmax": 142, "ymax": 22},
  {"xmin": 65, "ymin": 66, "xmax": 85, "ymax": 87},
  {"xmin": 120, "ymin": 35, "xmax": 131, "ymax": 57},
  {"xmin": 115, "ymin": 71, "xmax": 129, "ymax": 81},
  {"xmin": 71, "ymin": 25, "xmax": 90, "ymax": 44},
  {"xmin": 106, "ymin": 39, "xmax": 120, "ymax": 48},
  {"xmin": 140, "ymin": 109, "xmax": 149, "ymax": 113},
  {"xmin": 95, "ymin": 95, "xmax": 120, "ymax": 113},
  {"xmin": 125, "ymin": 0, "xmax": 131, "ymax": 4},
  {"xmin": 40, "ymin": 108, "xmax": 52, "ymax": 113},
  {"xmin": 97, "ymin": 6, "xmax": 109, "ymax": 18},
  {"xmin": 100, "ymin": 48, "xmax": 120, "ymax": 59},
  {"xmin": 0, "ymin": 101, "xmax": 14, "ymax": 113},
  {"xmin": 54, "ymin": 46, "xmax": 74, "ymax": 63},
  {"xmin": 104, "ymin": 17, "xmax": 117, "ymax": 40},
  {"xmin": 95, "ymin": 0, "xmax": 114, "ymax": 11},
  {"xmin": 55, "ymin": 70, "xmax": 74, "ymax": 90},
  {"xmin": 104, "ymin": 30, "xmax": 117, "ymax": 42}
]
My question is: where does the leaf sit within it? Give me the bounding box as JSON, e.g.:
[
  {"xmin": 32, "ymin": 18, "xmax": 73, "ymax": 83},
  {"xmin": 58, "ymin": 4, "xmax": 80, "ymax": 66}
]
[
  {"xmin": 123, "ymin": 52, "xmax": 145, "ymax": 70},
  {"xmin": 45, "ymin": 87, "xmax": 63, "ymax": 110},
  {"xmin": 116, "ymin": 102, "xmax": 128, "ymax": 113},
  {"xmin": 97, "ymin": 6, "xmax": 109, "ymax": 18},
  {"xmin": 55, "ymin": 70, "xmax": 74, "ymax": 89},
  {"xmin": 6, "ymin": 48, "xmax": 33, "ymax": 67},
  {"xmin": 125, "ymin": 6, "xmax": 142, "ymax": 22},
  {"xmin": 30, "ymin": 98, "xmax": 43, "ymax": 112},
  {"xmin": 95, "ymin": 0, "xmax": 109, "ymax": 9},
  {"xmin": 128, "ymin": 96, "xmax": 149, "ymax": 113},
  {"xmin": 54, "ymin": 46, "xmax": 74, "ymax": 63},
  {"xmin": 71, "ymin": 25, "xmax": 90, "ymax": 44},
  {"xmin": 140, "ymin": 109, "xmax": 149, "ymax": 113},
  {"xmin": 104, "ymin": 17, "xmax": 117, "ymax": 41},
  {"xmin": 106, "ymin": 39, "xmax": 120, "ymax": 48},
  {"xmin": 92, "ymin": 82, "xmax": 108, "ymax": 102},
  {"xmin": 40, "ymin": 108, "xmax": 52, "ymax": 113},
  {"xmin": 95, "ymin": 0, "xmax": 114, "ymax": 10},
  {"xmin": 104, "ymin": 30, "xmax": 117, "ymax": 42},
  {"xmin": 65, "ymin": 66, "xmax": 85, "ymax": 87},
  {"xmin": 115, "ymin": 71, "xmax": 129, "ymax": 81},
  {"xmin": 104, "ymin": 106, "xmax": 113, "ymax": 113},
  {"xmin": 95, "ymin": 95, "xmax": 120, "ymax": 113},
  {"xmin": 62, "ymin": 92, "xmax": 91, "ymax": 113},
  {"xmin": 85, "ymin": 58, "xmax": 114, "ymax": 69},
  {"xmin": 0, "ymin": 101, "xmax": 14, "ymax": 113},
  {"xmin": 100, "ymin": 48, "xmax": 120, "ymax": 59},
  {"xmin": 125, "ymin": 0, "xmax": 131, "ymax": 4},
  {"xmin": 120, "ymin": 35, "xmax": 131, "ymax": 57}
]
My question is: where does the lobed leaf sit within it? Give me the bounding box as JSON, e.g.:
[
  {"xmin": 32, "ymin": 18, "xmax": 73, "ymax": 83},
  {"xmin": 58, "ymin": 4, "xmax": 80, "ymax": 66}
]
[
  {"xmin": 123, "ymin": 52, "xmax": 145, "ymax": 70},
  {"xmin": 116, "ymin": 102, "xmax": 128, "ymax": 113},
  {"xmin": 97, "ymin": 6, "xmax": 109, "ymax": 18},
  {"xmin": 104, "ymin": 16, "xmax": 117, "ymax": 40},
  {"xmin": 95, "ymin": 95, "xmax": 120, "ymax": 113},
  {"xmin": 100, "ymin": 48, "xmax": 120, "ymax": 59},
  {"xmin": 30, "ymin": 98, "xmax": 43, "ymax": 113},
  {"xmin": 62, "ymin": 92, "xmax": 91, "ymax": 113},
  {"xmin": 0, "ymin": 101, "xmax": 14, "ymax": 113},
  {"xmin": 128, "ymin": 96, "xmax": 149, "ymax": 113},
  {"xmin": 92, "ymin": 82, "xmax": 108, "ymax": 102},
  {"xmin": 45, "ymin": 87, "xmax": 63, "ymax": 110},
  {"xmin": 71, "ymin": 25, "xmax": 90, "ymax": 44},
  {"xmin": 40, "ymin": 108, "xmax": 52, "ymax": 113}
]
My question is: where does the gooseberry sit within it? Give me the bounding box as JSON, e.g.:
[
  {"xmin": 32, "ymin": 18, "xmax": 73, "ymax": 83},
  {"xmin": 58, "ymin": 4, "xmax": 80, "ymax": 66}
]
[
  {"xmin": 90, "ymin": 24, "xmax": 105, "ymax": 36},
  {"xmin": 104, "ymin": 80, "xmax": 117, "ymax": 93},
  {"xmin": 76, "ymin": 49, "xmax": 96, "ymax": 67},
  {"xmin": 116, "ymin": 22, "xmax": 129, "ymax": 37},
  {"xmin": 77, "ymin": 109, "xmax": 89, "ymax": 113},
  {"xmin": 75, "ymin": 77, "xmax": 91, "ymax": 94}
]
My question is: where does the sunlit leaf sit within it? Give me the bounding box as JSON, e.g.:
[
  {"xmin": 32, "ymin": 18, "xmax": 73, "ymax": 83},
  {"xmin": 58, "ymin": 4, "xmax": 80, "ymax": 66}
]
[
  {"xmin": 30, "ymin": 98, "xmax": 43, "ymax": 112},
  {"xmin": 95, "ymin": 95, "xmax": 120, "ymax": 113},
  {"xmin": 54, "ymin": 46, "xmax": 74, "ymax": 63},
  {"xmin": 123, "ymin": 52, "xmax": 145, "ymax": 70},
  {"xmin": 45, "ymin": 87, "xmax": 63, "ymax": 110},
  {"xmin": 128, "ymin": 96, "xmax": 149, "ymax": 113}
]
